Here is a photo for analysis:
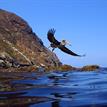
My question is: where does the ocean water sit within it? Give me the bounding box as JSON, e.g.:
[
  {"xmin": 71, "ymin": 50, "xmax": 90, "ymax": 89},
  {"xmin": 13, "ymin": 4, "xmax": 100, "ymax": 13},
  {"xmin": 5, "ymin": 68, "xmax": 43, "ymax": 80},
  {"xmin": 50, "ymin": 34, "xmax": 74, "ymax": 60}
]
[{"xmin": 0, "ymin": 68, "xmax": 107, "ymax": 107}]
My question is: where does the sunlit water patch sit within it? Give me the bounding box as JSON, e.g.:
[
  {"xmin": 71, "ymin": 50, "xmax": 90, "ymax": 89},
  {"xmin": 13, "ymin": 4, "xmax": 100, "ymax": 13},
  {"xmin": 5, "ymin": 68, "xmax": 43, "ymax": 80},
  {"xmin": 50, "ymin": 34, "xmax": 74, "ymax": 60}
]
[{"xmin": 0, "ymin": 68, "xmax": 107, "ymax": 107}]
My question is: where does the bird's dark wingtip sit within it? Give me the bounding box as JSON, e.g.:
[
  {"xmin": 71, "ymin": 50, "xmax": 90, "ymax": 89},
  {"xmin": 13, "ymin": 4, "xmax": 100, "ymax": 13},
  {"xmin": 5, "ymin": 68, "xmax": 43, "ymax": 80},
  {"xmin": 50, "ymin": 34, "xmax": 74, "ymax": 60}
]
[{"xmin": 48, "ymin": 28, "xmax": 56, "ymax": 35}]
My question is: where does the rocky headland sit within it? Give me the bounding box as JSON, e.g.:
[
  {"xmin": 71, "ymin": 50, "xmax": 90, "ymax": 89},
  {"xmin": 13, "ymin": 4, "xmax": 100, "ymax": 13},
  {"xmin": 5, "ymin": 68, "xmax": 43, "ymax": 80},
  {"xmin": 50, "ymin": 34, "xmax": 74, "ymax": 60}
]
[
  {"xmin": 0, "ymin": 9, "xmax": 100, "ymax": 72},
  {"xmin": 0, "ymin": 9, "xmax": 62, "ymax": 71}
]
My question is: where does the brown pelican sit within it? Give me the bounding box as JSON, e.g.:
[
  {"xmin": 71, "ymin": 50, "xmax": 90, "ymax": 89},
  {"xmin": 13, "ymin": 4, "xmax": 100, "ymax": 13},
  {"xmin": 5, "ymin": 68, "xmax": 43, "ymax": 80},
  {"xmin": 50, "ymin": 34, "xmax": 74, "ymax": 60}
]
[{"xmin": 47, "ymin": 28, "xmax": 85, "ymax": 57}]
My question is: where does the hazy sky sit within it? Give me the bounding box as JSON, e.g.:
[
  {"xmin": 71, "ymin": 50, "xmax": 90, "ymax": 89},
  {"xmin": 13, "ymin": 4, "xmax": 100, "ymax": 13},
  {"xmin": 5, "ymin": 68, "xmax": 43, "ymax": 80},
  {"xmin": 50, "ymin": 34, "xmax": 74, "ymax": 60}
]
[{"xmin": 0, "ymin": 0, "xmax": 107, "ymax": 67}]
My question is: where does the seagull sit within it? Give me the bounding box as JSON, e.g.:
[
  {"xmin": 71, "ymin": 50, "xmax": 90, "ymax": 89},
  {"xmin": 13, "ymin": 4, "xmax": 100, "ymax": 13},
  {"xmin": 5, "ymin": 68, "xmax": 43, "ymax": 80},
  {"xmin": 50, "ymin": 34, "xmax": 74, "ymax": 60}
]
[{"xmin": 47, "ymin": 28, "xmax": 85, "ymax": 57}]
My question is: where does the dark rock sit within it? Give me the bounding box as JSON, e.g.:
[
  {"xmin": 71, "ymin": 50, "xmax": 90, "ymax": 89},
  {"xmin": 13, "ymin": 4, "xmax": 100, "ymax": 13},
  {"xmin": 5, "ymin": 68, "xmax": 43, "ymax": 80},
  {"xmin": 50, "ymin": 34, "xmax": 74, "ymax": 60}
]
[
  {"xmin": 46, "ymin": 64, "xmax": 76, "ymax": 71},
  {"xmin": 0, "ymin": 9, "xmax": 62, "ymax": 70},
  {"xmin": 81, "ymin": 65, "xmax": 100, "ymax": 71},
  {"xmin": 57, "ymin": 64, "xmax": 76, "ymax": 71}
]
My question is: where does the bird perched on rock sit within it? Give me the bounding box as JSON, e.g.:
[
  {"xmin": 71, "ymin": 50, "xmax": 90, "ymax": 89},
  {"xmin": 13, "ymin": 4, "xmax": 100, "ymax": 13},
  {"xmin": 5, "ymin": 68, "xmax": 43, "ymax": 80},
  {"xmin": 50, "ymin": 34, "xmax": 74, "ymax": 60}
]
[{"xmin": 47, "ymin": 28, "xmax": 85, "ymax": 57}]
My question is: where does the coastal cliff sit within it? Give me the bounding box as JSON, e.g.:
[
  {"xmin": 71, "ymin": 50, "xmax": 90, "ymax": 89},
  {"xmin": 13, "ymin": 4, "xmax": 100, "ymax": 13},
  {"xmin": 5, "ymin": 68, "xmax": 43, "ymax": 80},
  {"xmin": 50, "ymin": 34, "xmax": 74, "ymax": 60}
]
[
  {"xmin": 0, "ymin": 9, "xmax": 62, "ymax": 70},
  {"xmin": 0, "ymin": 9, "xmax": 100, "ymax": 72}
]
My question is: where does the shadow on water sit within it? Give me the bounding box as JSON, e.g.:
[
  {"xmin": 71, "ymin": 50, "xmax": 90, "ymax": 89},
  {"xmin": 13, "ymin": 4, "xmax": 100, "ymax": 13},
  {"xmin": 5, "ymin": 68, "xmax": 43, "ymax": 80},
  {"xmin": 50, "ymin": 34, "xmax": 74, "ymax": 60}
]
[{"xmin": 0, "ymin": 69, "xmax": 107, "ymax": 106}]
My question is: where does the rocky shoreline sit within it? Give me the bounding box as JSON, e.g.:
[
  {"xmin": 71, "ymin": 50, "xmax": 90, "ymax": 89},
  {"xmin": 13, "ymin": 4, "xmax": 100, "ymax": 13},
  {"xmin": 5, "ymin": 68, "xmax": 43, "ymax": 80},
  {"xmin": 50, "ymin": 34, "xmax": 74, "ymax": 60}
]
[
  {"xmin": 0, "ymin": 53, "xmax": 100, "ymax": 72},
  {"xmin": 0, "ymin": 56, "xmax": 100, "ymax": 72},
  {"xmin": 46, "ymin": 64, "xmax": 100, "ymax": 72}
]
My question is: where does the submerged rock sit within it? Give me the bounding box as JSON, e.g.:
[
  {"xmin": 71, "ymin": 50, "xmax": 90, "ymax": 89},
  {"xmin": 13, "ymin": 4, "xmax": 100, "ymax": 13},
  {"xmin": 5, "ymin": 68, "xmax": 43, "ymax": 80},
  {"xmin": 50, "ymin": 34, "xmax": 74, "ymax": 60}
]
[{"xmin": 0, "ymin": 9, "xmax": 62, "ymax": 70}]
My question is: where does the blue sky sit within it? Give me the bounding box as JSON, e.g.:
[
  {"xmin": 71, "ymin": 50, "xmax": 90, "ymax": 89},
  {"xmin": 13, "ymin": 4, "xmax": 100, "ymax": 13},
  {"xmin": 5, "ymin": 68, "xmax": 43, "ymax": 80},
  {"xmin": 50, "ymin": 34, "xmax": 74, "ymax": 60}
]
[{"xmin": 0, "ymin": 0, "xmax": 107, "ymax": 67}]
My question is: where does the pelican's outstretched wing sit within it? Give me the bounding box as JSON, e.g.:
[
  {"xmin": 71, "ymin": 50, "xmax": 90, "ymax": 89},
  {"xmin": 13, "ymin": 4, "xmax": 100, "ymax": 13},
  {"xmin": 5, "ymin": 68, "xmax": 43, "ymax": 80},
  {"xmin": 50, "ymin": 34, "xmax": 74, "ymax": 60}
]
[
  {"xmin": 59, "ymin": 46, "xmax": 85, "ymax": 57},
  {"xmin": 47, "ymin": 29, "xmax": 60, "ymax": 45}
]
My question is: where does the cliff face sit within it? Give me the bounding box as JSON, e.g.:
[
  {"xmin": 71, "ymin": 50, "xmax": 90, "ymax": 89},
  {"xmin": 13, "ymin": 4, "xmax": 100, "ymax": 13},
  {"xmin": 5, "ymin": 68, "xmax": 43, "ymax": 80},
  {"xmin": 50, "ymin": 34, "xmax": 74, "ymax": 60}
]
[{"xmin": 0, "ymin": 9, "xmax": 61, "ymax": 68}]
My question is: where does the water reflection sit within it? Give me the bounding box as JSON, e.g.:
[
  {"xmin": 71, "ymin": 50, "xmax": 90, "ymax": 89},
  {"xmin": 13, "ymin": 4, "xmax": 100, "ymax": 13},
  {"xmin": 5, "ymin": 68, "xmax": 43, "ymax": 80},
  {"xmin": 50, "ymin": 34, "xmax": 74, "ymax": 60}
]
[
  {"xmin": 0, "ymin": 96, "xmax": 52, "ymax": 106},
  {"xmin": 0, "ymin": 70, "xmax": 107, "ymax": 106},
  {"xmin": 52, "ymin": 101, "xmax": 60, "ymax": 107}
]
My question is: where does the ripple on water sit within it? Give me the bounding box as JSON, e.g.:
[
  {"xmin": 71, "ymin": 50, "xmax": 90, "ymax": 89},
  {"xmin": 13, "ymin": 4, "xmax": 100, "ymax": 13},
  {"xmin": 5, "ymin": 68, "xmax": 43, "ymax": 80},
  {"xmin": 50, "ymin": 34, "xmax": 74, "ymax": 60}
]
[{"xmin": 0, "ymin": 69, "xmax": 107, "ymax": 106}]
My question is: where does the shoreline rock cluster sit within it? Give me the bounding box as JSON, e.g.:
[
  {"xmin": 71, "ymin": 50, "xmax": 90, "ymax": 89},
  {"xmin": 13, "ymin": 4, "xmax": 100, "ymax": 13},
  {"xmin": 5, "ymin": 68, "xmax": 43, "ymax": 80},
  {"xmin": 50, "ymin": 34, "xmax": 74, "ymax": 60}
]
[
  {"xmin": 45, "ymin": 64, "xmax": 100, "ymax": 72},
  {"xmin": 0, "ymin": 59, "xmax": 100, "ymax": 72}
]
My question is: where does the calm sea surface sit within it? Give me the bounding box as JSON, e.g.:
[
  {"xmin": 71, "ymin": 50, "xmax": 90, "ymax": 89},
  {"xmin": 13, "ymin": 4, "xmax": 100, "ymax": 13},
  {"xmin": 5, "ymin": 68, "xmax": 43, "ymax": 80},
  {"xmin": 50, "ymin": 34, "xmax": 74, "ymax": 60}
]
[{"xmin": 0, "ymin": 68, "xmax": 107, "ymax": 107}]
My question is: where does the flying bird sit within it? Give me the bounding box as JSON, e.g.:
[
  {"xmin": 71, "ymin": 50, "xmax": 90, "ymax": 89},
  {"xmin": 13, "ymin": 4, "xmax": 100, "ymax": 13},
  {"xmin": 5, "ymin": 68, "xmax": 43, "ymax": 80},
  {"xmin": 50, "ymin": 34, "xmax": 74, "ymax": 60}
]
[{"xmin": 47, "ymin": 28, "xmax": 85, "ymax": 57}]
